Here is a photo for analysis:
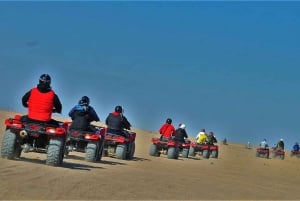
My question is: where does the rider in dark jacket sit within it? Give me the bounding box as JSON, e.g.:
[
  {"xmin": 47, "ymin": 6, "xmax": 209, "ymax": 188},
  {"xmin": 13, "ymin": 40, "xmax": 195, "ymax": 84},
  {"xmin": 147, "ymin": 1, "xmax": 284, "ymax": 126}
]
[
  {"xmin": 68, "ymin": 96, "xmax": 100, "ymax": 132},
  {"xmin": 206, "ymin": 132, "xmax": 217, "ymax": 145},
  {"xmin": 105, "ymin": 105, "xmax": 131, "ymax": 137},
  {"xmin": 174, "ymin": 123, "xmax": 188, "ymax": 143}
]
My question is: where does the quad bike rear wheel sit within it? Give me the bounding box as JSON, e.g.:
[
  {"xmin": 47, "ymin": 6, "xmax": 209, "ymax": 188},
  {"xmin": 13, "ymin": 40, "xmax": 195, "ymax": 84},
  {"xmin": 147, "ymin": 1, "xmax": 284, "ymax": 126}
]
[
  {"xmin": 86, "ymin": 141, "xmax": 99, "ymax": 162},
  {"xmin": 126, "ymin": 142, "xmax": 135, "ymax": 160},
  {"xmin": 211, "ymin": 150, "xmax": 218, "ymax": 158},
  {"xmin": 167, "ymin": 147, "xmax": 179, "ymax": 159},
  {"xmin": 1, "ymin": 129, "xmax": 17, "ymax": 159},
  {"xmin": 202, "ymin": 150, "xmax": 210, "ymax": 159},
  {"xmin": 149, "ymin": 144, "xmax": 158, "ymax": 156},
  {"xmin": 46, "ymin": 137, "xmax": 64, "ymax": 166},
  {"xmin": 188, "ymin": 146, "xmax": 195, "ymax": 157},
  {"xmin": 116, "ymin": 144, "xmax": 127, "ymax": 160},
  {"xmin": 182, "ymin": 148, "xmax": 189, "ymax": 158}
]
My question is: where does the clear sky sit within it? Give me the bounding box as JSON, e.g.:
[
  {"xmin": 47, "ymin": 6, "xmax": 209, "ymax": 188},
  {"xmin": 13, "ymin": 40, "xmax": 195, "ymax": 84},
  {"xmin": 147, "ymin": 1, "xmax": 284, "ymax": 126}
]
[{"xmin": 1, "ymin": 1, "xmax": 300, "ymax": 149}]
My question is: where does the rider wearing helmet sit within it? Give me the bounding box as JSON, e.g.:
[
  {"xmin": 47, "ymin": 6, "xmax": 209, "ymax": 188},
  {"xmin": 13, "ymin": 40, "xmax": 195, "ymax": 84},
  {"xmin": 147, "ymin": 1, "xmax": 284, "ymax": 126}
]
[
  {"xmin": 195, "ymin": 128, "xmax": 207, "ymax": 144},
  {"xmin": 275, "ymin": 138, "xmax": 285, "ymax": 151},
  {"xmin": 22, "ymin": 74, "xmax": 62, "ymax": 125},
  {"xmin": 293, "ymin": 142, "xmax": 299, "ymax": 152},
  {"xmin": 68, "ymin": 96, "xmax": 100, "ymax": 132},
  {"xmin": 105, "ymin": 105, "xmax": 131, "ymax": 137},
  {"xmin": 159, "ymin": 118, "xmax": 176, "ymax": 140},
  {"xmin": 206, "ymin": 131, "xmax": 217, "ymax": 145},
  {"xmin": 259, "ymin": 139, "xmax": 268, "ymax": 150},
  {"xmin": 173, "ymin": 123, "xmax": 188, "ymax": 143}
]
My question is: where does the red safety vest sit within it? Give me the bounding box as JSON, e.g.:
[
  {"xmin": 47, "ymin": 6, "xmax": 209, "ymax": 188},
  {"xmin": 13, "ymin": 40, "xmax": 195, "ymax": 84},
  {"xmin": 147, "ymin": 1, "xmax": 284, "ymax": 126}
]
[{"xmin": 28, "ymin": 87, "xmax": 54, "ymax": 121}]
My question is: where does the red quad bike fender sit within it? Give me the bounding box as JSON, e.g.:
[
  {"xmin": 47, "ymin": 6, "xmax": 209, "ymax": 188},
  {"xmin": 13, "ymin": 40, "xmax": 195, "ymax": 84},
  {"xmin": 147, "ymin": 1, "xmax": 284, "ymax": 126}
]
[
  {"xmin": 127, "ymin": 132, "xmax": 136, "ymax": 142},
  {"xmin": 210, "ymin": 145, "xmax": 218, "ymax": 151},
  {"xmin": 5, "ymin": 115, "xmax": 23, "ymax": 129},
  {"xmin": 85, "ymin": 126, "xmax": 106, "ymax": 141},
  {"xmin": 271, "ymin": 149, "xmax": 285, "ymax": 155},
  {"xmin": 201, "ymin": 144, "xmax": 210, "ymax": 150},
  {"xmin": 291, "ymin": 150, "xmax": 300, "ymax": 155},
  {"xmin": 151, "ymin": 137, "xmax": 161, "ymax": 144},
  {"xmin": 69, "ymin": 130, "xmax": 102, "ymax": 141},
  {"xmin": 256, "ymin": 148, "xmax": 270, "ymax": 153},
  {"xmin": 5, "ymin": 115, "xmax": 66, "ymax": 137},
  {"xmin": 181, "ymin": 140, "xmax": 191, "ymax": 148},
  {"xmin": 45, "ymin": 127, "xmax": 66, "ymax": 137},
  {"xmin": 106, "ymin": 134, "xmax": 126, "ymax": 144},
  {"xmin": 167, "ymin": 140, "xmax": 179, "ymax": 147}
]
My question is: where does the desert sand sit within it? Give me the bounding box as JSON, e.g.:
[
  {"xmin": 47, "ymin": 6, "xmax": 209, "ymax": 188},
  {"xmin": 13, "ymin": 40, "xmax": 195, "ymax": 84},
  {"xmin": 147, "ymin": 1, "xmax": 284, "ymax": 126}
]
[{"xmin": 0, "ymin": 110, "xmax": 300, "ymax": 200}]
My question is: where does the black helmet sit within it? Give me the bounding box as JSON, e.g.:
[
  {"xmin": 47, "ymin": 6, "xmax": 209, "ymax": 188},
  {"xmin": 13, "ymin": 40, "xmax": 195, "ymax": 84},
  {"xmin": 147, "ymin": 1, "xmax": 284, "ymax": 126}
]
[
  {"xmin": 115, "ymin": 105, "xmax": 123, "ymax": 113},
  {"xmin": 39, "ymin": 74, "xmax": 51, "ymax": 85},
  {"xmin": 79, "ymin": 96, "xmax": 90, "ymax": 106},
  {"xmin": 166, "ymin": 118, "xmax": 172, "ymax": 124}
]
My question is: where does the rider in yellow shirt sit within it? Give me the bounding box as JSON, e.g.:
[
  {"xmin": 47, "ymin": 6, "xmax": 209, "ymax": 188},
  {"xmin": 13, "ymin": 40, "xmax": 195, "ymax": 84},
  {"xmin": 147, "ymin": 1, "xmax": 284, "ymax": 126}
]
[{"xmin": 195, "ymin": 128, "xmax": 207, "ymax": 144}]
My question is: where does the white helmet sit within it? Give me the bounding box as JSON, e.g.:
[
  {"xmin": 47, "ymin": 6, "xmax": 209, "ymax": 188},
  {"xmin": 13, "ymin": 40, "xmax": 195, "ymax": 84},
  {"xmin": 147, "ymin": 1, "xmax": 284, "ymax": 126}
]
[
  {"xmin": 280, "ymin": 139, "xmax": 283, "ymax": 141},
  {"xmin": 179, "ymin": 123, "xmax": 186, "ymax": 129}
]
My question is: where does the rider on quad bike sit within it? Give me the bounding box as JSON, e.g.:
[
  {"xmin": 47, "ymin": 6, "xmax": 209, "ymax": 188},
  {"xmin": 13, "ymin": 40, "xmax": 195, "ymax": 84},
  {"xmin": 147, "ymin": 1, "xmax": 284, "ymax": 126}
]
[
  {"xmin": 1, "ymin": 74, "xmax": 67, "ymax": 166},
  {"xmin": 65, "ymin": 96, "xmax": 105, "ymax": 162},
  {"xmin": 104, "ymin": 105, "xmax": 136, "ymax": 160},
  {"xmin": 105, "ymin": 105, "xmax": 131, "ymax": 137},
  {"xmin": 68, "ymin": 96, "xmax": 100, "ymax": 132},
  {"xmin": 21, "ymin": 74, "xmax": 62, "ymax": 125},
  {"xmin": 159, "ymin": 118, "xmax": 176, "ymax": 141},
  {"xmin": 195, "ymin": 128, "xmax": 207, "ymax": 145}
]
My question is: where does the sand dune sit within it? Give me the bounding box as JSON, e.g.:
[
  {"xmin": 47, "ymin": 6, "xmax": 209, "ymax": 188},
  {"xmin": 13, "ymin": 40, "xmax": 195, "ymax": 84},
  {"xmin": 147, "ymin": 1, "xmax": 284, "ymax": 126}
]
[{"xmin": 0, "ymin": 110, "xmax": 300, "ymax": 200}]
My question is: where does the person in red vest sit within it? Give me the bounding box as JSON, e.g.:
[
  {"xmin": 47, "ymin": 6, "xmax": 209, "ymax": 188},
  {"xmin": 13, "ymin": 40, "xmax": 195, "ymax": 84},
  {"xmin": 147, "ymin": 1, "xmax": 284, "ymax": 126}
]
[
  {"xmin": 159, "ymin": 118, "xmax": 176, "ymax": 140},
  {"xmin": 21, "ymin": 74, "xmax": 62, "ymax": 125}
]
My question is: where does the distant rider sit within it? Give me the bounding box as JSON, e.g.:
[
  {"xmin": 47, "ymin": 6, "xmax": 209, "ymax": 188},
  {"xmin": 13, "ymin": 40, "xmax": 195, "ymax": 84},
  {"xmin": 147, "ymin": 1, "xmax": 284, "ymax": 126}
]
[
  {"xmin": 275, "ymin": 139, "xmax": 284, "ymax": 151},
  {"xmin": 293, "ymin": 142, "xmax": 299, "ymax": 152},
  {"xmin": 259, "ymin": 139, "xmax": 268, "ymax": 150},
  {"xmin": 68, "ymin": 96, "xmax": 100, "ymax": 132},
  {"xmin": 105, "ymin": 105, "xmax": 131, "ymax": 137},
  {"xmin": 195, "ymin": 128, "xmax": 207, "ymax": 144},
  {"xmin": 174, "ymin": 123, "xmax": 188, "ymax": 143},
  {"xmin": 159, "ymin": 118, "xmax": 176, "ymax": 140},
  {"xmin": 206, "ymin": 131, "xmax": 217, "ymax": 145},
  {"xmin": 21, "ymin": 74, "xmax": 62, "ymax": 126}
]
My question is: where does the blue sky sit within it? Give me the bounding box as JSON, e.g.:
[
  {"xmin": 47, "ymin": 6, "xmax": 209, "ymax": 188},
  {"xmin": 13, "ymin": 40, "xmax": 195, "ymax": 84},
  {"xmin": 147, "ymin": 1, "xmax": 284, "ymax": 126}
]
[{"xmin": 1, "ymin": 1, "xmax": 300, "ymax": 149}]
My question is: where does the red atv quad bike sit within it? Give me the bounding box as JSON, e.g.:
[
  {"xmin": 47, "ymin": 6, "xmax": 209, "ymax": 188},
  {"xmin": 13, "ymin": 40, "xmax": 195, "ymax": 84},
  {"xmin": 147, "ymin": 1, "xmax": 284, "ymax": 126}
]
[
  {"xmin": 271, "ymin": 148, "xmax": 285, "ymax": 160},
  {"xmin": 256, "ymin": 147, "xmax": 270, "ymax": 159},
  {"xmin": 167, "ymin": 139, "xmax": 191, "ymax": 159},
  {"xmin": 0, "ymin": 114, "xmax": 68, "ymax": 166},
  {"xmin": 290, "ymin": 150, "xmax": 300, "ymax": 158},
  {"xmin": 64, "ymin": 122, "xmax": 106, "ymax": 162},
  {"xmin": 149, "ymin": 137, "xmax": 170, "ymax": 157},
  {"xmin": 103, "ymin": 130, "xmax": 136, "ymax": 160},
  {"xmin": 189, "ymin": 142, "xmax": 219, "ymax": 159},
  {"xmin": 149, "ymin": 137, "xmax": 190, "ymax": 159}
]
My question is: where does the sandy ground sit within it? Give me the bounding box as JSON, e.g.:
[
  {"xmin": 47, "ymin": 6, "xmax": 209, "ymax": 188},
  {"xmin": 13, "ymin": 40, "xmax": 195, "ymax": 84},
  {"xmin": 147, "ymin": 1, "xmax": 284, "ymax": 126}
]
[{"xmin": 1, "ymin": 110, "xmax": 300, "ymax": 200}]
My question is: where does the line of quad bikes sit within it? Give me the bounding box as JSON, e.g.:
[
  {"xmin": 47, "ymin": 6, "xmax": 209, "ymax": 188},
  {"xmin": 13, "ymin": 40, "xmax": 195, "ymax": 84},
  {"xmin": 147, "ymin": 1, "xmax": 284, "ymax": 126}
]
[
  {"xmin": 1, "ymin": 115, "xmax": 300, "ymax": 167},
  {"xmin": 0, "ymin": 114, "xmax": 136, "ymax": 166},
  {"xmin": 255, "ymin": 146, "xmax": 300, "ymax": 160}
]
